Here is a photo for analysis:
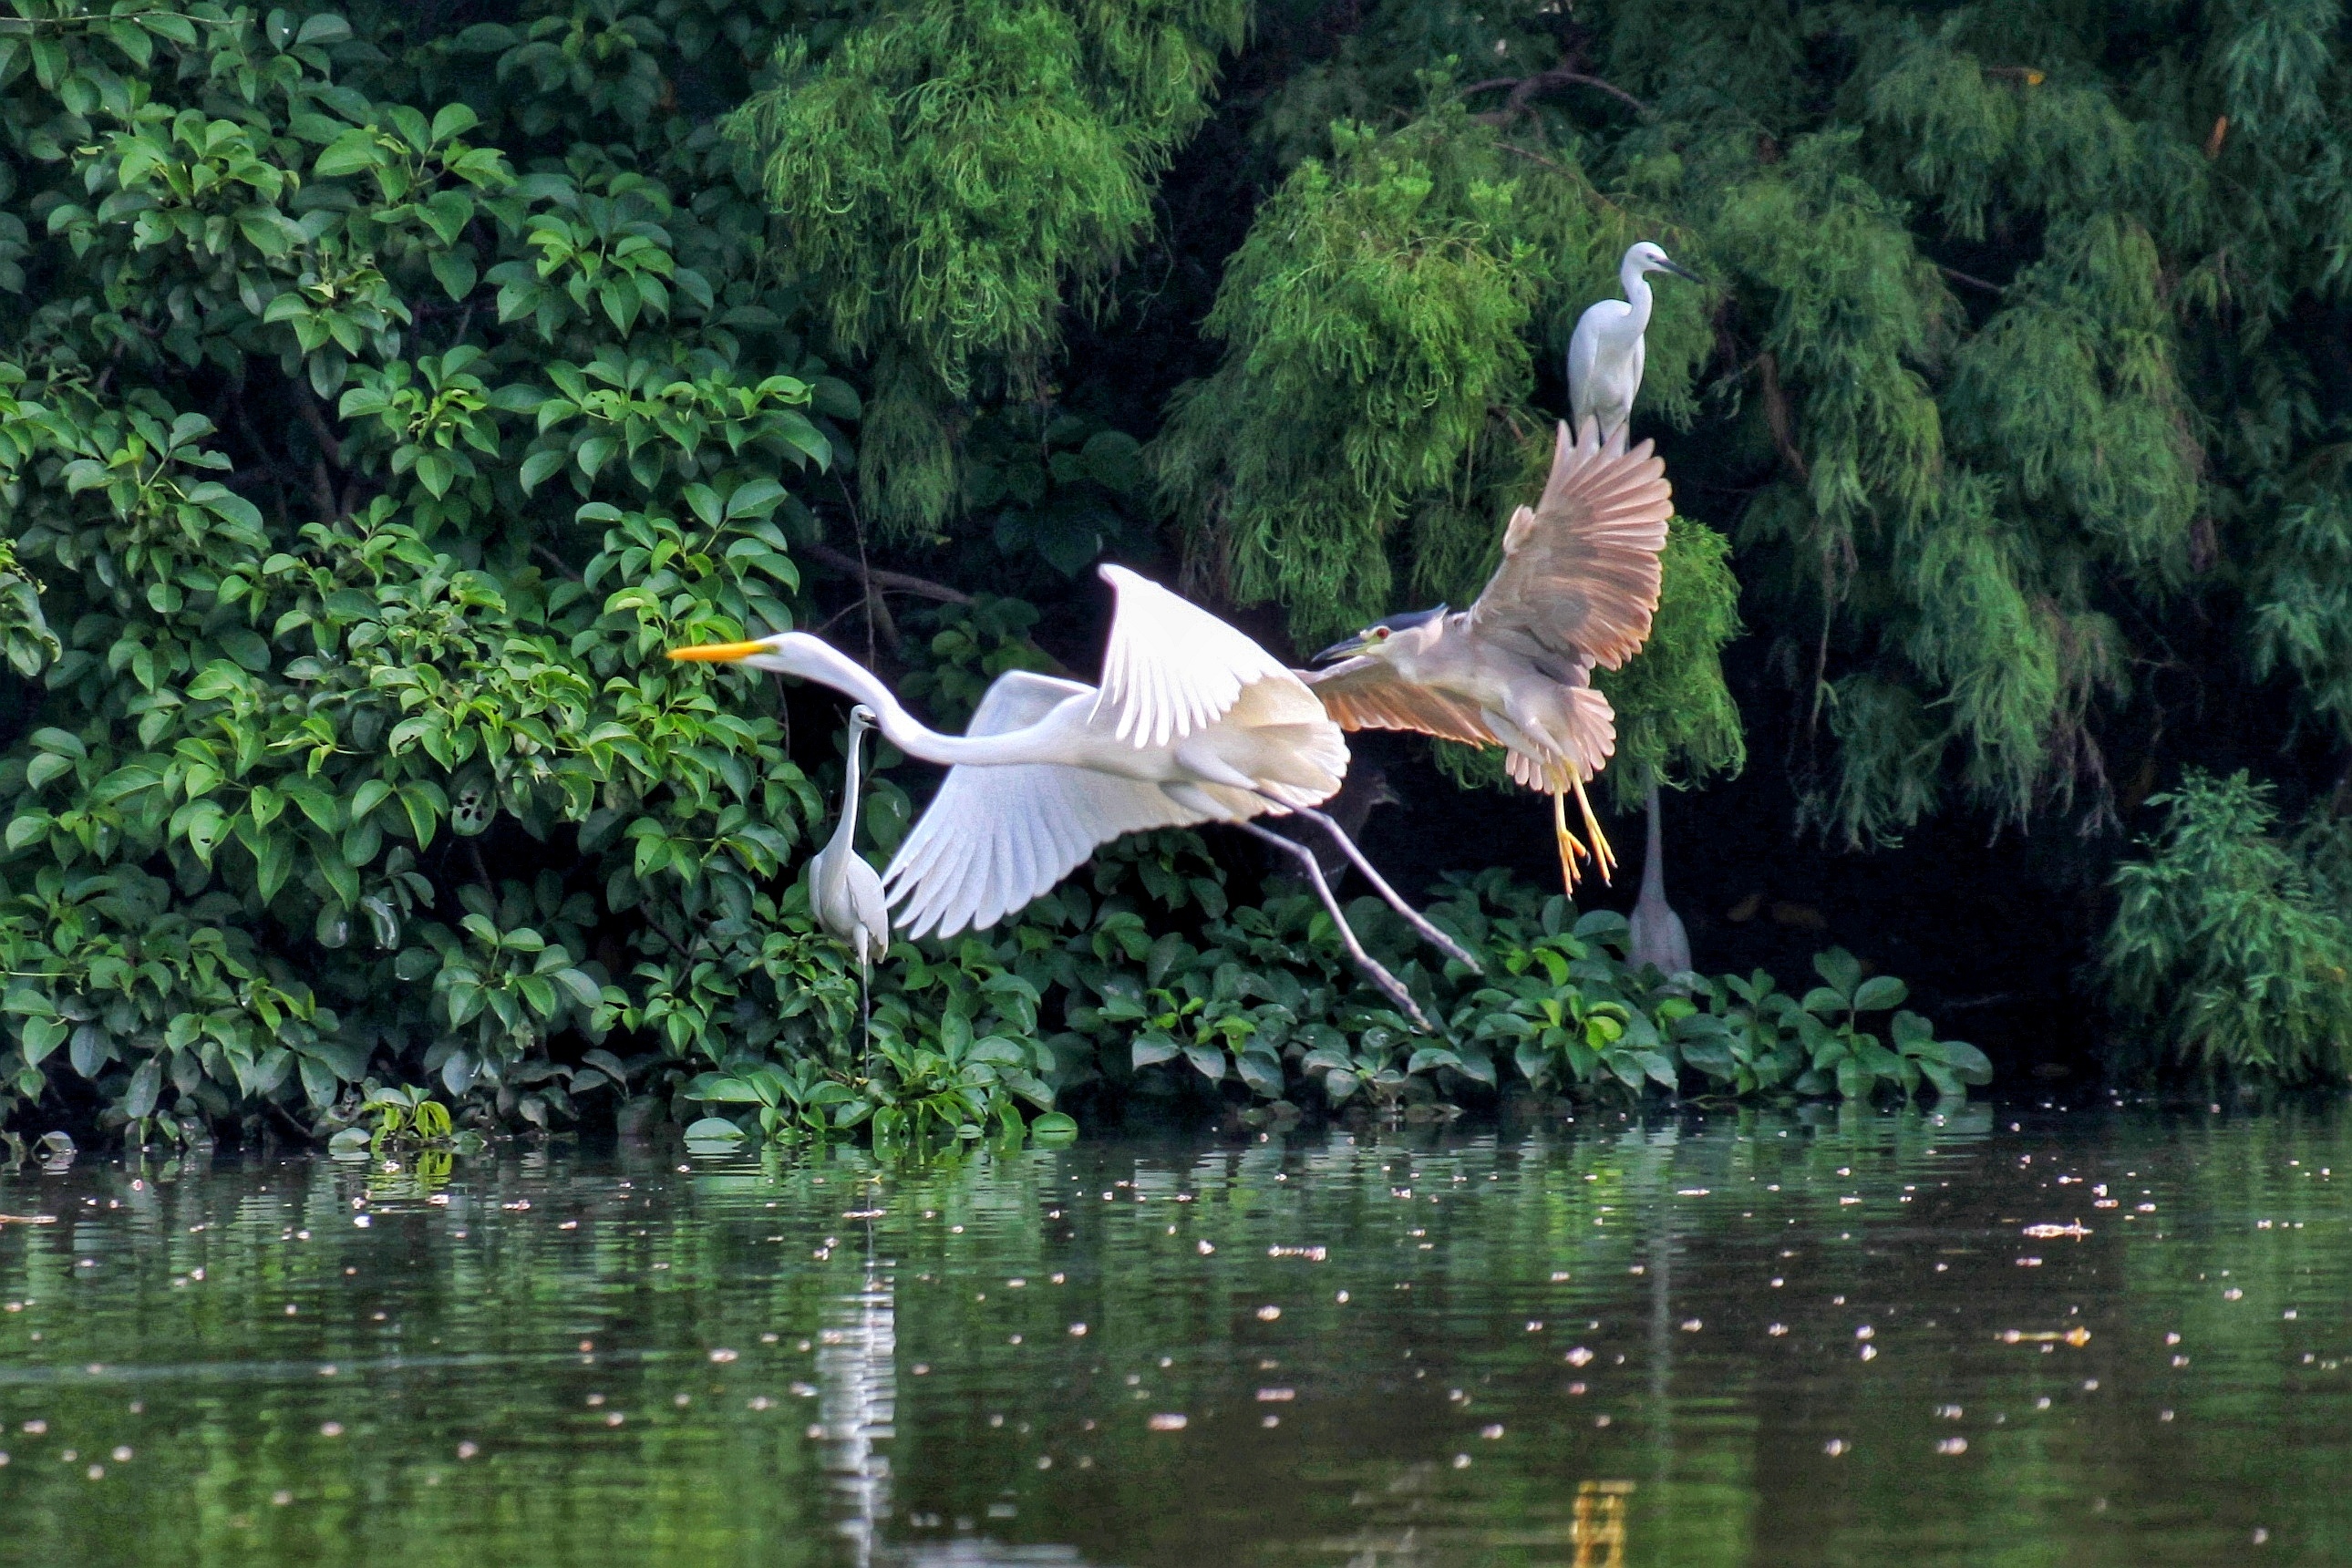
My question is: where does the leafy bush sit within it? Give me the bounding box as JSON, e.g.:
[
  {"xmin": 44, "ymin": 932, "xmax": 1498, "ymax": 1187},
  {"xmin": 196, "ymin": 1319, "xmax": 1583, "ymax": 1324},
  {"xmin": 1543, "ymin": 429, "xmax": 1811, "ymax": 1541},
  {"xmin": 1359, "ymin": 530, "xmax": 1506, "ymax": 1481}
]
[
  {"xmin": 2103, "ymin": 771, "xmax": 2352, "ymax": 1084},
  {"xmin": 676, "ymin": 839, "xmax": 1986, "ymax": 1148}
]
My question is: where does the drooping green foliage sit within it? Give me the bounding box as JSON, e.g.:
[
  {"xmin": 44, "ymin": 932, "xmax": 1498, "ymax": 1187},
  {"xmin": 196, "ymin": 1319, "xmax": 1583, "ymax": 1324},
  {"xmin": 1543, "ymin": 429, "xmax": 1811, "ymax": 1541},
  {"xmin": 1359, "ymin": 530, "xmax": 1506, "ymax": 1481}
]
[
  {"xmin": 2104, "ymin": 772, "xmax": 2352, "ymax": 1084},
  {"xmin": 1150, "ymin": 0, "xmax": 2352, "ymax": 870},
  {"xmin": 1594, "ymin": 516, "xmax": 1745, "ymax": 808},
  {"xmin": 1153, "ymin": 98, "xmax": 1711, "ymax": 647},
  {"xmin": 729, "ymin": 0, "xmax": 1246, "ymax": 529}
]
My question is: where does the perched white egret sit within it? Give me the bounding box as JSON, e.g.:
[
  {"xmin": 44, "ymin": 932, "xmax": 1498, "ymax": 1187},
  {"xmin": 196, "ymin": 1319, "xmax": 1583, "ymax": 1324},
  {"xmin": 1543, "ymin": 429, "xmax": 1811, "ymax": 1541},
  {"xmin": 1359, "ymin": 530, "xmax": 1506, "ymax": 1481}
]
[
  {"xmin": 1305, "ymin": 419, "xmax": 1674, "ymax": 893},
  {"xmin": 1626, "ymin": 777, "xmax": 1691, "ymax": 979},
  {"xmin": 809, "ymin": 705, "xmax": 890, "ymax": 1042},
  {"xmin": 672, "ymin": 564, "xmax": 1475, "ymax": 1026},
  {"xmin": 1567, "ymin": 241, "xmax": 1700, "ymax": 438}
]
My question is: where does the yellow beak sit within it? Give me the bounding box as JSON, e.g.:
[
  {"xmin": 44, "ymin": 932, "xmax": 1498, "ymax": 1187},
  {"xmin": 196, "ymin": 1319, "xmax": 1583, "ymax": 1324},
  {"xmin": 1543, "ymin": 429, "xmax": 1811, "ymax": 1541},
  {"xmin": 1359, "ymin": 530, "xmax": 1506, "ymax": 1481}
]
[{"xmin": 666, "ymin": 641, "xmax": 769, "ymax": 663}]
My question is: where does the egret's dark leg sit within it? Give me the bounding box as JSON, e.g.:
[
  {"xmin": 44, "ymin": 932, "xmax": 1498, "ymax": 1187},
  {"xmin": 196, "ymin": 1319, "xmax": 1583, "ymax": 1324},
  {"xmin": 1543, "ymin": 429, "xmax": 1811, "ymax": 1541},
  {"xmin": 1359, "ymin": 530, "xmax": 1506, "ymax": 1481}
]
[
  {"xmin": 1284, "ymin": 806, "xmax": 1481, "ymax": 974},
  {"xmin": 1239, "ymin": 820, "xmax": 1435, "ymax": 1033}
]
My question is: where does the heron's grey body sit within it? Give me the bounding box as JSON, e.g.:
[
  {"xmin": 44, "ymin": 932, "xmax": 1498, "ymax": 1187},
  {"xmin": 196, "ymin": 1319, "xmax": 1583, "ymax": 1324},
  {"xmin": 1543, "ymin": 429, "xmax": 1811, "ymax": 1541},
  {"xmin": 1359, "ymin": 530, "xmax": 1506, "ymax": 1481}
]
[
  {"xmin": 1304, "ymin": 419, "xmax": 1676, "ymax": 890},
  {"xmin": 810, "ymin": 705, "xmax": 891, "ymax": 972},
  {"xmin": 1626, "ymin": 778, "xmax": 1691, "ymax": 978},
  {"xmin": 1567, "ymin": 242, "xmax": 1700, "ymax": 437}
]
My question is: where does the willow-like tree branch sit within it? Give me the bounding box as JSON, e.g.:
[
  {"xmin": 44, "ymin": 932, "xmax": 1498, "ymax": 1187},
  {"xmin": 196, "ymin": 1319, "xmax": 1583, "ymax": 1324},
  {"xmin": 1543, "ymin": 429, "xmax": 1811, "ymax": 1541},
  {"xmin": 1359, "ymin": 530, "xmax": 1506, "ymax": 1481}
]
[{"xmin": 1464, "ymin": 67, "xmax": 1647, "ymax": 121}]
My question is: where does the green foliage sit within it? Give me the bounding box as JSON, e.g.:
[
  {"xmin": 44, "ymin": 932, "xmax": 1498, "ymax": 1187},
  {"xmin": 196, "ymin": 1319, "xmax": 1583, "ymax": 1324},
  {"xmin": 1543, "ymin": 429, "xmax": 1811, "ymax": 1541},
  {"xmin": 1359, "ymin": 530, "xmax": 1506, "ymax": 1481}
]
[
  {"xmin": 1156, "ymin": 99, "xmax": 1713, "ymax": 649},
  {"xmin": 1594, "ymin": 516, "xmax": 1745, "ymax": 807},
  {"xmin": 0, "ymin": 0, "xmax": 866, "ymax": 1144},
  {"xmin": 1149, "ymin": 0, "xmax": 2352, "ymax": 866},
  {"xmin": 0, "ymin": 0, "xmax": 1998, "ymax": 1146},
  {"xmin": 729, "ymin": 0, "xmax": 1246, "ymax": 528},
  {"xmin": 2104, "ymin": 771, "xmax": 2352, "ymax": 1084}
]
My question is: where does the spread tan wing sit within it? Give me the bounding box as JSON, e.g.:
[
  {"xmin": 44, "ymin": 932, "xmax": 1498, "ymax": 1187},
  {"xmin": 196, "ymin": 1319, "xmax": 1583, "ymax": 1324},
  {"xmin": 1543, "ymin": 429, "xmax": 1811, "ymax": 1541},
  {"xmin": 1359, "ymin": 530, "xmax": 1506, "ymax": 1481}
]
[
  {"xmin": 1301, "ymin": 657, "xmax": 1500, "ymax": 748},
  {"xmin": 1469, "ymin": 419, "xmax": 1672, "ymax": 672}
]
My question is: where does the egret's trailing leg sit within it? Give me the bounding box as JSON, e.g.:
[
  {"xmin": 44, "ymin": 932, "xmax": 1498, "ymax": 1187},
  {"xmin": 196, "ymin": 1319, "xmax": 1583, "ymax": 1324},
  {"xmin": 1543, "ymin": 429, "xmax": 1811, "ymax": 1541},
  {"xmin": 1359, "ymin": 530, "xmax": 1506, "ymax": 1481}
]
[
  {"xmin": 1266, "ymin": 800, "xmax": 1481, "ymax": 972},
  {"xmin": 1239, "ymin": 820, "xmax": 1434, "ymax": 1032}
]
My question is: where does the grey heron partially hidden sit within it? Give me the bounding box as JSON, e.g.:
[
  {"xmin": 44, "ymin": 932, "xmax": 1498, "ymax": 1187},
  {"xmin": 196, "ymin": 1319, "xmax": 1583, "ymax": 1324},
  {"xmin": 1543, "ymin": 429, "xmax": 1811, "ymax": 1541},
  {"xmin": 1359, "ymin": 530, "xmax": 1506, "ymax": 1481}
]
[
  {"xmin": 1305, "ymin": 419, "xmax": 1673, "ymax": 893},
  {"xmin": 809, "ymin": 705, "xmax": 891, "ymax": 1033},
  {"xmin": 672, "ymin": 564, "xmax": 1475, "ymax": 1028},
  {"xmin": 1567, "ymin": 242, "xmax": 1700, "ymax": 437},
  {"xmin": 1626, "ymin": 777, "xmax": 1691, "ymax": 978}
]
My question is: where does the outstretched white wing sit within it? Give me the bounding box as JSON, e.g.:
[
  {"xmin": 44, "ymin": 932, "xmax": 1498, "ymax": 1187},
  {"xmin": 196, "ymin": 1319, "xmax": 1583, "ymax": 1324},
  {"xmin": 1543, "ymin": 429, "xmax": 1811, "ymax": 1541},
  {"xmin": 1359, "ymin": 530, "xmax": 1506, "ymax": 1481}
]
[
  {"xmin": 883, "ymin": 668, "xmax": 1195, "ymax": 939},
  {"xmin": 886, "ymin": 760, "xmax": 1199, "ymax": 938},
  {"xmin": 1093, "ymin": 564, "xmax": 1293, "ymax": 748}
]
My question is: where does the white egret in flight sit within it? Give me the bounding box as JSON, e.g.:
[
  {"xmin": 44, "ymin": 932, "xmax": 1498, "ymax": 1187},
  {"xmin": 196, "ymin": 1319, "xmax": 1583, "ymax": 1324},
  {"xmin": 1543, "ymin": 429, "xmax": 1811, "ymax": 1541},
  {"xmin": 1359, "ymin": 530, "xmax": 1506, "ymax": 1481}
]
[
  {"xmin": 672, "ymin": 565, "xmax": 1475, "ymax": 1027},
  {"xmin": 809, "ymin": 705, "xmax": 890, "ymax": 1041},
  {"xmin": 1305, "ymin": 419, "xmax": 1673, "ymax": 893},
  {"xmin": 1567, "ymin": 241, "xmax": 1700, "ymax": 437},
  {"xmin": 1626, "ymin": 777, "xmax": 1692, "ymax": 979}
]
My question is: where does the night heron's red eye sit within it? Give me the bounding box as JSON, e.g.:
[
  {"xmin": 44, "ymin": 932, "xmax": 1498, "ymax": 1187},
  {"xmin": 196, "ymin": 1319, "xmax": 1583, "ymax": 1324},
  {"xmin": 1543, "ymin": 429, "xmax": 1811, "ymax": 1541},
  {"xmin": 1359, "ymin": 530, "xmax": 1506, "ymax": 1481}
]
[{"xmin": 1372, "ymin": 627, "xmax": 1389, "ymax": 640}]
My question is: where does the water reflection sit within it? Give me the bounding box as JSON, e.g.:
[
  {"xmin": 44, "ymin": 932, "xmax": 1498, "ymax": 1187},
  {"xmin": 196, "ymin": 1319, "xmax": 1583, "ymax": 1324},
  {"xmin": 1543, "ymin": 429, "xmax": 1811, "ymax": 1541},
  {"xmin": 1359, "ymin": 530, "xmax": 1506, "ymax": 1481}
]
[{"xmin": 8, "ymin": 1103, "xmax": 2352, "ymax": 1563}]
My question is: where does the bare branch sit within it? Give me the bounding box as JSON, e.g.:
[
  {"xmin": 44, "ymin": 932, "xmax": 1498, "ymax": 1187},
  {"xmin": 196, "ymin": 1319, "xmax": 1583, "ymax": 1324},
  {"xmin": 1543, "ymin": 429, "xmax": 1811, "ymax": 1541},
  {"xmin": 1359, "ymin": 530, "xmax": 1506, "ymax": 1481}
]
[
  {"xmin": 799, "ymin": 539, "xmax": 975, "ymax": 606},
  {"xmin": 532, "ymin": 544, "xmax": 583, "ymax": 583},
  {"xmin": 1465, "ymin": 67, "xmax": 1647, "ymax": 122}
]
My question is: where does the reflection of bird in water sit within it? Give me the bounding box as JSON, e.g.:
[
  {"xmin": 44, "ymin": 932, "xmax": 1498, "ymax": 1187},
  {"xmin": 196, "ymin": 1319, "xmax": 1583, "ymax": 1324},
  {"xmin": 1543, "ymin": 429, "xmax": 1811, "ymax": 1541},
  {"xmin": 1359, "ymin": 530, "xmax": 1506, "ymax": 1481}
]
[
  {"xmin": 672, "ymin": 565, "xmax": 1473, "ymax": 1026},
  {"xmin": 1264, "ymin": 763, "xmax": 1403, "ymax": 889},
  {"xmin": 1304, "ymin": 421, "xmax": 1674, "ymax": 893},
  {"xmin": 818, "ymin": 1220, "xmax": 896, "ymax": 1568},
  {"xmin": 1626, "ymin": 778, "xmax": 1691, "ymax": 979},
  {"xmin": 810, "ymin": 705, "xmax": 891, "ymax": 1047},
  {"xmin": 1567, "ymin": 241, "xmax": 1701, "ymax": 438}
]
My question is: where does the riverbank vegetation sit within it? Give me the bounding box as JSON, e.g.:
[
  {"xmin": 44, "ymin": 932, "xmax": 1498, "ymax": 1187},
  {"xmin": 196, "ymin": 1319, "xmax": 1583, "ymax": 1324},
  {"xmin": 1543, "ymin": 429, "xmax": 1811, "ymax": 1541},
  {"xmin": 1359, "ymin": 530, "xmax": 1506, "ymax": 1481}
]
[{"xmin": 0, "ymin": 0, "xmax": 2342, "ymax": 1147}]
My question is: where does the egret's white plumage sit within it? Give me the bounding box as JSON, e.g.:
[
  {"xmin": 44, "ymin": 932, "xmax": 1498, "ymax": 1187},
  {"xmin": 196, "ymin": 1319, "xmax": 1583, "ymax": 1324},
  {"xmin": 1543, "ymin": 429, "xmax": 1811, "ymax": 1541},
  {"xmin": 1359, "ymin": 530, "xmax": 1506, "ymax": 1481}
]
[
  {"xmin": 1626, "ymin": 778, "xmax": 1692, "ymax": 980},
  {"xmin": 808, "ymin": 705, "xmax": 891, "ymax": 970},
  {"xmin": 1567, "ymin": 241, "xmax": 1699, "ymax": 438},
  {"xmin": 671, "ymin": 563, "xmax": 1470, "ymax": 1024}
]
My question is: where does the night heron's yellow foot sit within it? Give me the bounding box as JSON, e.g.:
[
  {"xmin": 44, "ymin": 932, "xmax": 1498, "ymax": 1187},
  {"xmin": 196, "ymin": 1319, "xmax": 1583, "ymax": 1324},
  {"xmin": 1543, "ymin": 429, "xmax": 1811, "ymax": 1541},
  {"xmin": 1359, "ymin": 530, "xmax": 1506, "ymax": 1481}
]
[
  {"xmin": 1552, "ymin": 789, "xmax": 1593, "ymax": 895},
  {"xmin": 1570, "ymin": 771, "xmax": 1615, "ymax": 884}
]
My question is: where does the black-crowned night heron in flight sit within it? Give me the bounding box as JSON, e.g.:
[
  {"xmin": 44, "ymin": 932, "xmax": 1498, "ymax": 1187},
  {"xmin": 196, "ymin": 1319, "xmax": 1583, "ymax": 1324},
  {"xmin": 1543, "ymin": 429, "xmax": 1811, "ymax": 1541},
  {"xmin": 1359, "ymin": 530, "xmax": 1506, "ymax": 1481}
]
[
  {"xmin": 1304, "ymin": 420, "xmax": 1673, "ymax": 893},
  {"xmin": 671, "ymin": 565, "xmax": 1475, "ymax": 1028},
  {"xmin": 1568, "ymin": 241, "xmax": 1700, "ymax": 437},
  {"xmin": 809, "ymin": 705, "xmax": 890, "ymax": 1034}
]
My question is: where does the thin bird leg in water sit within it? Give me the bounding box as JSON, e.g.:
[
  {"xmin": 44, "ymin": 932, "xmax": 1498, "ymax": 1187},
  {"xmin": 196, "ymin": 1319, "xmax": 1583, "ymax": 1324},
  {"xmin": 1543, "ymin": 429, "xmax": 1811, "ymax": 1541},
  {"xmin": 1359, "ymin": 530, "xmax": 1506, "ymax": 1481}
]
[
  {"xmin": 1240, "ymin": 821, "xmax": 1435, "ymax": 1032},
  {"xmin": 858, "ymin": 945, "xmax": 872, "ymax": 1079},
  {"xmin": 1551, "ymin": 788, "xmax": 1591, "ymax": 895},
  {"xmin": 1277, "ymin": 803, "xmax": 1482, "ymax": 974},
  {"xmin": 1570, "ymin": 770, "xmax": 1615, "ymax": 883}
]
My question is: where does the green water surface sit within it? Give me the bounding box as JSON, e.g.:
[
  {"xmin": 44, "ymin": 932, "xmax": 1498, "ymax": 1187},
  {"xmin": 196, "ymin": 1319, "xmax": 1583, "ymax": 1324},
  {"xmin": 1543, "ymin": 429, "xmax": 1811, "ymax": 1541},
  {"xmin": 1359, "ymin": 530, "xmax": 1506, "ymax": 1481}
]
[{"xmin": 0, "ymin": 1103, "xmax": 2343, "ymax": 1565}]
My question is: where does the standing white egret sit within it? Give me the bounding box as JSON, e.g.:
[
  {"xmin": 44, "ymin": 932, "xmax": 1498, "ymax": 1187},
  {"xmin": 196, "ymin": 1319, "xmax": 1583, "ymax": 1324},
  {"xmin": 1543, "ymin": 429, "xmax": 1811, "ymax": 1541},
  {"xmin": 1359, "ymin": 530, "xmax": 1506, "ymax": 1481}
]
[
  {"xmin": 1567, "ymin": 241, "xmax": 1700, "ymax": 438},
  {"xmin": 1626, "ymin": 777, "xmax": 1691, "ymax": 979},
  {"xmin": 1305, "ymin": 419, "xmax": 1673, "ymax": 893},
  {"xmin": 671, "ymin": 564, "xmax": 1476, "ymax": 1027},
  {"xmin": 810, "ymin": 705, "xmax": 890, "ymax": 1044}
]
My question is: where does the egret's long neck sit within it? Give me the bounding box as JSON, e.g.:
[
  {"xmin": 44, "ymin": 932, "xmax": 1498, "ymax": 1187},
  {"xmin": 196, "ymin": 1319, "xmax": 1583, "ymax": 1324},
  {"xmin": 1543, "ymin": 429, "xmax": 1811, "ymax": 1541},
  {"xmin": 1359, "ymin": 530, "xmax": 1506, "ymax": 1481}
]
[
  {"xmin": 1639, "ymin": 776, "xmax": 1667, "ymax": 905},
  {"xmin": 767, "ymin": 634, "xmax": 1043, "ymax": 765},
  {"xmin": 1622, "ymin": 259, "xmax": 1656, "ymax": 334},
  {"xmin": 829, "ymin": 725, "xmax": 868, "ymax": 858}
]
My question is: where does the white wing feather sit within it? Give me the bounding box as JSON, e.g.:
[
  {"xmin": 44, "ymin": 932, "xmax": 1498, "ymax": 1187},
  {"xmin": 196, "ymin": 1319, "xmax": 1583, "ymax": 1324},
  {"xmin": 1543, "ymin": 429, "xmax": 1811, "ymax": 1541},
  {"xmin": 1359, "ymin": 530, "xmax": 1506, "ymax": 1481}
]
[
  {"xmin": 884, "ymin": 763, "xmax": 1195, "ymax": 939},
  {"xmin": 966, "ymin": 668, "xmax": 1092, "ymax": 736},
  {"xmin": 1093, "ymin": 564, "xmax": 1291, "ymax": 749},
  {"xmin": 882, "ymin": 665, "xmax": 1194, "ymax": 939}
]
